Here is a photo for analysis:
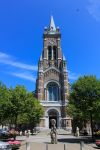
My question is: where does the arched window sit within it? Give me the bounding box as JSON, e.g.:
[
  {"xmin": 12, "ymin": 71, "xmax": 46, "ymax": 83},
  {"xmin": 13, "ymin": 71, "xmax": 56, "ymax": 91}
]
[
  {"xmin": 47, "ymin": 83, "xmax": 59, "ymax": 101},
  {"xmin": 53, "ymin": 46, "xmax": 57, "ymax": 60},
  {"xmin": 48, "ymin": 46, "xmax": 52, "ymax": 60}
]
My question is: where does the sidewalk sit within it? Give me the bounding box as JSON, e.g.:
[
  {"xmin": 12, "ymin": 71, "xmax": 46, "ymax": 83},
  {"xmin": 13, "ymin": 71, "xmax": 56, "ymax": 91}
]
[{"xmin": 18, "ymin": 134, "xmax": 96, "ymax": 150}]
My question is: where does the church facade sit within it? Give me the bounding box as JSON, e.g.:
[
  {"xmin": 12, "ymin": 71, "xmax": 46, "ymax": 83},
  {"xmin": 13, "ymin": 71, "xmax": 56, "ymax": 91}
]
[{"xmin": 36, "ymin": 16, "xmax": 72, "ymax": 130}]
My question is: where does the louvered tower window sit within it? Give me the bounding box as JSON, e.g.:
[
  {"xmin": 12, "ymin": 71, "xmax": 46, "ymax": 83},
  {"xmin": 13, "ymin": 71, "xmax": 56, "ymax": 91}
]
[
  {"xmin": 53, "ymin": 46, "xmax": 57, "ymax": 60},
  {"xmin": 48, "ymin": 46, "xmax": 52, "ymax": 60}
]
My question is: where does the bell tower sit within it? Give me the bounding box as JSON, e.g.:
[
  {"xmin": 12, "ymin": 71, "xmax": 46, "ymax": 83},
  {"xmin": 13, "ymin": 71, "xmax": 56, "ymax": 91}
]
[
  {"xmin": 43, "ymin": 16, "xmax": 62, "ymax": 70},
  {"xmin": 36, "ymin": 16, "xmax": 72, "ymax": 130}
]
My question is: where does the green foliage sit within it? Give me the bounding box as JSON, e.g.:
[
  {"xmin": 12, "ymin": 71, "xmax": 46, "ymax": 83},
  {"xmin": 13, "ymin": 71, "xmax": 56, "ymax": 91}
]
[
  {"xmin": 18, "ymin": 92, "xmax": 44, "ymax": 127},
  {"xmin": 95, "ymin": 131, "xmax": 100, "ymax": 135},
  {"xmin": 0, "ymin": 82, "xmax": 44, "ymax": 128},
  {"xmin": 67, "ymin": 75, "xmax": 100, "ymax": 125},
  {"xmin": 8, "ymin": 85, "xmax": 27, "ymax": 126},
  {"xmin": 0, "ymin": 82, "xmax": 11, "ymax": 126}
]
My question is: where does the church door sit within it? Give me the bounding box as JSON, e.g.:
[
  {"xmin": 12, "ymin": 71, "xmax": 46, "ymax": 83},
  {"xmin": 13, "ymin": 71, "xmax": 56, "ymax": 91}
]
[{"xmin": 48, "ymin": 111, "xmax": 58, "ymax": 128}]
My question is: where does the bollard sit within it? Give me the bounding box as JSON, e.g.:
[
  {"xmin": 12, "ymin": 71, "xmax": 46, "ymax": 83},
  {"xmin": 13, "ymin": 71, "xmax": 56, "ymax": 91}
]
[
  {"xmin": 46, "ymin": 144, "xmax": 48, "ymax": 150},
  {"xmin": 26, "ymin": 142, "xmax": 30, "ymax": 150},
  {"xmin": 64, "ymin": 144, "xmax": 66, "ymax": 150},
  {"xmin": 80, "ymin": 141, "xmax": 85, "ymax": 150}
]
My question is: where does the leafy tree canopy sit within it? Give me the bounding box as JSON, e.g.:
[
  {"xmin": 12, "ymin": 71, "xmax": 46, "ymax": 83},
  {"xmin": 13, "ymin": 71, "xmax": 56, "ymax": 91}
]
[
  {"xmin": 0, "ymin": 82, "xmax": 44, "ymax": 129},
  {"xmin": 67, "ymin": 75, "xmax": 100, "ymax": 126}
]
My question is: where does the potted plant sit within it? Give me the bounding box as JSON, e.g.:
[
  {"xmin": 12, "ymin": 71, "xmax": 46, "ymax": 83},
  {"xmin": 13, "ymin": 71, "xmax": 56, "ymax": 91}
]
[
  {"xmin": 94, "ymin": 130, "xmax": 100, "ymax": 148},
  {"xmin": 9, "ymin": 129, "xmax": 19, "ymax": 140},
  {"xmin": 95, "ymin": 140, "xmax": 100, "ymax": 147},
  {"xmin": 8, "ymin": 140, "xmax": 21, "ymax": 149},
  {"xmin": 95, "ymin": 130, "xmax": 100, "ymax": 138}
]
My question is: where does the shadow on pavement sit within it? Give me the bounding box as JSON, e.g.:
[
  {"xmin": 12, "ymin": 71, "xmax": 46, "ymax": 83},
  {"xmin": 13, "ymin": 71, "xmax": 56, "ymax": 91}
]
[
  {"xmin": 93, "ymin": 147, "xmax": 100, "ymax": 149},
  {"xmin": 58, "ymin": 137, "xmax": 94, "ymax": 144}
]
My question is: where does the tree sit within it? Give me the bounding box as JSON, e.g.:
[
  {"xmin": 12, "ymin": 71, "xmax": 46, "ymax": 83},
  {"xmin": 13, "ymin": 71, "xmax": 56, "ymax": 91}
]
[
  {"xmin": 18, "ymin": 92, "xmax": 44, "ymax": 129},
  {"xmin": 8, "ymin": 85, "xmax": 27, "ymax": 128},
  {"xmin": 0, "ymin": 82, "xmax": 11, "ymax": 127},
  {"xmin": 0, "ymin": 82, "xmax": 44, "ymax": 131},
  {"xmin": 9, "ymin": 86, "xmax": 44, "ymax": 129},
  {"xmin": 67, "ymin": 75, "xmax": 100, "ymax": 138}
]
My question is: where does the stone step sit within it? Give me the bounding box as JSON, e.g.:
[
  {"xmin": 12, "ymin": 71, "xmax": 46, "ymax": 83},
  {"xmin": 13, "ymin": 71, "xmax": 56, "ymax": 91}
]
[
  {"xmin": 38, "ymin": 129, "xmax": 51, "ymax": 135},
  {"xmin": 57, "ymin": 129, "xmax": 71, "ymax": 135},
  {"xmin": 38, "ymin": 129, "xmax": 71, "ymax": 135}
]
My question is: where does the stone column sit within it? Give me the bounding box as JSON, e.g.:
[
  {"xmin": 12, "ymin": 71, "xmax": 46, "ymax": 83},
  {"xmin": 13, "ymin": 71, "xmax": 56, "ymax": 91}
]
[
  {"xmin": 46, "ymin": 89, "xmax": 47, "ymax": 101},
  {"xmin": 44, "ymin": 88, "xmax": 46, "ymax": 100},
  {"xmin": 47, "ymin": 89, "xmax": 48, "ymax": 101},
  {"xmin": 59, "ymin": 87, "xmax": 61, "ymax": 101},
  {"xmin": 47, "ymin": 49, "xmax": 48, "ymax": 60},
  {"xmin": 45, "ymin": 116, "xmax": 49, "ymax": 128},
  {"xmin": 59, "ymin": 116, "xmax": 62, "ymax": 128},
  {"xmin": 52, "ymin": 46, "xmax": 53, "ymax": 60}
]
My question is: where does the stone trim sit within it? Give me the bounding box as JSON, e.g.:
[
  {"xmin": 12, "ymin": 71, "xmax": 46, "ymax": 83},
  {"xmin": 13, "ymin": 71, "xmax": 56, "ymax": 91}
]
[
  {"xmin": 44, "ymin": 66, "xmax": 60, "ymax": 73},
  {"xmin": 45, "ymin": 107, "xmax": 61, "ymax": 116},
  {"xmin": 44, "ymin": 80, "xmax": 60, "ymax": 88}
]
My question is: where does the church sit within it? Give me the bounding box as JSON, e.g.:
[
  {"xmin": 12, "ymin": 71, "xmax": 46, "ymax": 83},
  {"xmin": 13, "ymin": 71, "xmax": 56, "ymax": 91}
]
[{"xmin": 36, "ymin": 16, "xmax": 72, "ymax": 130}]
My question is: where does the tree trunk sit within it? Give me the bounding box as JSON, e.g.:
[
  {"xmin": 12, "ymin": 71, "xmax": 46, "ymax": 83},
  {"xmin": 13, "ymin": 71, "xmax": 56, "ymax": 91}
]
[
  {"xmin": 14, "ymin": 115, "xmax": 17, "ymax": 130},
  {"xmin": 90, "ymin": 112, "xmax": 94, "ymax": 140}
]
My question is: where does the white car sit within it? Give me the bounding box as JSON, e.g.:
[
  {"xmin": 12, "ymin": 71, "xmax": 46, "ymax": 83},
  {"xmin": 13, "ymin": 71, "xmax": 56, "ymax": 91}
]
[{"xmin": 0, "ymin": 141, "xmax": 11, "ymax": 150}]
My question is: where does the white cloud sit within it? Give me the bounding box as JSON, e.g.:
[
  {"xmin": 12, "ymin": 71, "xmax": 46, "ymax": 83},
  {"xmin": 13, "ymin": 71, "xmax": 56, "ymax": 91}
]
[
  {"xmin": 0, "ymin": 51, "xmax": 38, "ymax": 82},
  {"xmin": 0, "ymin": 51, "xmax": 80, "ymax": 82},
  {"xmin": 0, "ymin": 51, "xmax": 37, "ymax": 71},
  {"xmin": 10, "ymin": 72, "xmax": 36, "ymax": 82},
  {"xmin": 87, "ymin": 0, "xmax": 100, "ymax": 21},
  {"xmin": 68, "ymin": 71, "xmax": 80, "ymax": 81}
]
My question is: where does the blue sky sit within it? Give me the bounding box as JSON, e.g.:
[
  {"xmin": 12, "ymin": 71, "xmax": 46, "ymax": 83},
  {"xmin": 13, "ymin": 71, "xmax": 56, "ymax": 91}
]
[{"xmin": 0, "ymin": 0, "xmax": 100, "ymax": 91}]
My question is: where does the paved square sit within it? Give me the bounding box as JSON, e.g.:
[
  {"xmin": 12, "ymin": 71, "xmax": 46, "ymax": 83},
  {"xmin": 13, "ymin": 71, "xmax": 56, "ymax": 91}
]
[{"xmin": 18, "ymin": 134, "xmax": 96, "ymax": 150}]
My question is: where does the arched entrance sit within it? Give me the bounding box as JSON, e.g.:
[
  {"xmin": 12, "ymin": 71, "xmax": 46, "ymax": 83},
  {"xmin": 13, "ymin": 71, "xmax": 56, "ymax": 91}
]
[{"xmin": 48, "ymin": 109, "xmax": 58, "ymax": 128}]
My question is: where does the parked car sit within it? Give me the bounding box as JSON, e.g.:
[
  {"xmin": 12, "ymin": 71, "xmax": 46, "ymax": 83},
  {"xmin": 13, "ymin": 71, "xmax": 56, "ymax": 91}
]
[
  {"xmin": 0, "ymin": 129, "xmax": 8, "ymax": 135},
  {"xmin": 0, "ymin": 141, "xmax": 11, "ymax": 150},
  {"xmin": 0, "ymin": 129, "xmax": 10, "ymax": 139}
]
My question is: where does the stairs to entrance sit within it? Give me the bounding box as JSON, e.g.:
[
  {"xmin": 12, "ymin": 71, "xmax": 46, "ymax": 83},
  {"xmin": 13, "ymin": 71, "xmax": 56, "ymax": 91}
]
[
  {"xmin": 37, "ymin": 128, "xmax": 71, "ymax": 135},
  {"xmin": 37, "ymin": 129, "xmax": 51, "ymax": 135},
  {"xmin": 57, "ymin": 129, "xmax": 71, "ymax": 135}
]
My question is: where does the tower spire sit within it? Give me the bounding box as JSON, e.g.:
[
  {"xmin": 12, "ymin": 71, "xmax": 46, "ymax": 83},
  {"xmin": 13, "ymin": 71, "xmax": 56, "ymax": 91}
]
[{"xmin": 49, "ymin": 16, "xmax": 56, "ymax": 31}]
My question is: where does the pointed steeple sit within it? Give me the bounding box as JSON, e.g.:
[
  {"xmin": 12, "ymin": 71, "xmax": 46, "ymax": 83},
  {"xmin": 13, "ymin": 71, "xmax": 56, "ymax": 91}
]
[
  {"xmin": 40, "ymin": 53, "xmax": 43, "ymax": 61},
  {"xmin": 63, "ymin": 55, "xmax": 66, "ymax": 61},
  {"xmin": 49, "ymin": 16, "xmax": 56, "ymax": 31}
]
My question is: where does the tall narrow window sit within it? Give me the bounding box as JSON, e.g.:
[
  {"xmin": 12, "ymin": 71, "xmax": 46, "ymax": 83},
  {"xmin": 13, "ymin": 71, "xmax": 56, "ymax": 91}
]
[
  {"xmin": 53, "ymin": 46, "xmax": 57, "ymax": 60},
  {"xmin": 47, "ymin": 83, "xmax": 59, "ymax": 101},
  {"xmin": 48, "ymin": 46, "xmax": 52, "ymax": 60}
]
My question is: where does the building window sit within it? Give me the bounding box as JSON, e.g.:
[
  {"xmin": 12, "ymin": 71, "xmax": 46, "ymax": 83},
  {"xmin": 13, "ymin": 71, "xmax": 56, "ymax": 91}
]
[
  {"xmin": 47, "ymin": 83, "xmax": 59, "ymax": 101},
  {"xmin": 48, "ymin": 46, "xmax": 52, "ymax": 60},
  {"xmin": 53, "ymin": 46, "xmax": 57, "ymax": 60}
]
